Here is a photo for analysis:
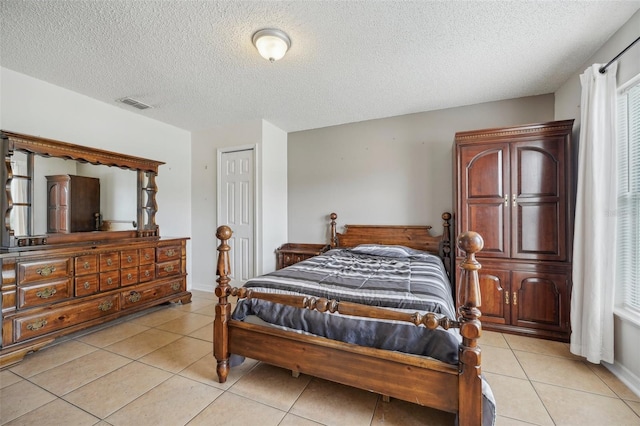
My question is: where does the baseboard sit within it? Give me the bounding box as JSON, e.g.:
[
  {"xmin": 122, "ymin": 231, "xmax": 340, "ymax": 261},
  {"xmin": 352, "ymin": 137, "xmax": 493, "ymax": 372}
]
[{"xmin": 603, "ymin": 360, "xmax": 640, "ymax": 399}]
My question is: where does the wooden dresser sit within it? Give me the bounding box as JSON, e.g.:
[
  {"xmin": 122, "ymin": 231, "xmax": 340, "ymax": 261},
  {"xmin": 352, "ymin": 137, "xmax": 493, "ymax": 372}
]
[
  {"xmin": 1, "ymin": 237, "xmax": 189, "ymax": 366},
  {"xmin": 454, "ymin": 120, "xmax": 574, "ymax": 342},
  {"xmin": 1, "ymin": 131, "xmax": 191, "ymax": 367}
]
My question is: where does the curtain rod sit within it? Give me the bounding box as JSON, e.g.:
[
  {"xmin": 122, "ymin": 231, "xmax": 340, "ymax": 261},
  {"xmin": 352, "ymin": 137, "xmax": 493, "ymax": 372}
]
[{"xmin": 599, "ymin": 36, "xmax": 640, "ymax": 74}]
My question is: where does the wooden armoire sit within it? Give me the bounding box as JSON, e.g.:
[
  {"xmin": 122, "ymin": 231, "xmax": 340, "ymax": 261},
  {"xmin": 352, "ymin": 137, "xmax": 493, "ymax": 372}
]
[
  {"xmin": 454, "ymin": 120, "xmax": 574, "ymax": 341},
  {"xmin": 47, "ymin": 175, "xmax": 100, "ymax": 233}
]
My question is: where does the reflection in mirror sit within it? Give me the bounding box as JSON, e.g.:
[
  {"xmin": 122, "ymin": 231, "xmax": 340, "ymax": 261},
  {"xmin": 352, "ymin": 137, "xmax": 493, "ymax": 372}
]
[
  {"xmin": 30, "ymin": 155, "xmax": 138, "ymax": 235},
  {"xmin": 9, "ymin": 151, "xmax": 30, "ymax": 237}
]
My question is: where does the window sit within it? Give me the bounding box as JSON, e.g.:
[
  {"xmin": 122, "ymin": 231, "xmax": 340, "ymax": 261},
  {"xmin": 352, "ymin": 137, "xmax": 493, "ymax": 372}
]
[{"xmin": 616, "ymin": 74, "xmax": 640, "ymax": 315}]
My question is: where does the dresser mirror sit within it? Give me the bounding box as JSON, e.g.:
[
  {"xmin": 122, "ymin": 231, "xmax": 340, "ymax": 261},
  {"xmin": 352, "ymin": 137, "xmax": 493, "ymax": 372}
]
[{"xmin": 1, "ymin": 131, "xmax": 163, "ymax": 249}]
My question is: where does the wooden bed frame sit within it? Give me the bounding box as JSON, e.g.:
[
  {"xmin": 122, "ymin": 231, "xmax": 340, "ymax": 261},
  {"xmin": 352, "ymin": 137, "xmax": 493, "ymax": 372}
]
[{"xmin": 214, "ymin": 213, "xmax": 485, "ymax": 425}]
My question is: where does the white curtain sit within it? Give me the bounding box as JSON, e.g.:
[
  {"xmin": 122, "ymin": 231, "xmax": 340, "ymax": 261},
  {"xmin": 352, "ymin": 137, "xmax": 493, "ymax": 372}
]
[{"xmin": 571, "ymin": 63, "xmax": 618, "ymax": 364}]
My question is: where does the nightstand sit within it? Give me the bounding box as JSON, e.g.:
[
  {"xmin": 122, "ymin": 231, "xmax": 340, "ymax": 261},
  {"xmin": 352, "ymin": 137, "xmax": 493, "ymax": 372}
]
[{"xmin": 276, "ymin": 243, "xmax": 330, "ymax": 270}]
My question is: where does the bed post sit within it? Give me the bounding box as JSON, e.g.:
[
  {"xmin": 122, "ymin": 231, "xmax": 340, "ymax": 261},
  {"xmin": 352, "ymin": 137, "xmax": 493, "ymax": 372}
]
[
  {"xmin": 456, "ymin": 231, "xmax": 484, "ymax": 426},
  {"xmin": 330, "ymin": 212, "xmax": 338, "ymax": 247},
  {"xmin": 214, "ymin": 225, "xmax": 233, "ymax": 383},
  {"xmin": 440, "ymin": 212, "xmax": 453, "ymax": 286}
]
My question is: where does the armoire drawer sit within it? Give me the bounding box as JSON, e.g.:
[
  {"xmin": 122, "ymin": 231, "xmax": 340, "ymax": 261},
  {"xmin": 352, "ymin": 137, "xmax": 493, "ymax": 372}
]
[{"xmin": 13, "ymin": 294, "xmax": 119, "ymax": 342}]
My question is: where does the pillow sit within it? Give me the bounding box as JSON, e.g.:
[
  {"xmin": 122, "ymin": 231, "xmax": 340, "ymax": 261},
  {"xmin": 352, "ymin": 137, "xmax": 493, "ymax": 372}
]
[{"xmin": 349, "ymin": 244, "xmax": 427, "ymax": 258}]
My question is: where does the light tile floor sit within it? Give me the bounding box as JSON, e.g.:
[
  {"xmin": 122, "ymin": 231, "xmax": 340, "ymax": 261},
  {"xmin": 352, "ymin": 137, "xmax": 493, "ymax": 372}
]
[{"xmin": 2, "ymin": 290, "xmax": 639, "ymax": 426}]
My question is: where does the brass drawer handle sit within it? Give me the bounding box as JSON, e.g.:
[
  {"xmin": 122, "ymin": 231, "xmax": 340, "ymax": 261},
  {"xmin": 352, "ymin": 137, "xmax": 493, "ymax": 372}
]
[
  {"xmin": 27, "ymin": 319, "xmax": 47, "ymax": 331},
  {"xmin": 166, "ymin": 249, "xmax": 175, "ymax": 257},
  {"xmin": 513, "ymin": 292, "xmax": 517, "ymax": 306},
  {"xmin": 106, "ymin": 258, "xmax": 113, "ymax": 266},
  {"xmin": 83, "ymin": 281, "xmax": 90, "ymax": 289},
  {"xmin": 107, "ymin": 277, "xmax": 113, "ymax": 285},
  {"xmin": 171, "ymin": 282, "xmax": 180, "ymax": 291},
  {"xmin": 128, "ymin": 291, "xmax": 141, "ymax": 303},
  {"xmin": 98, "ymin": 300, "xmax": 113, "ymax": 311},
  {"xmin": 505, "ymin": 292, "xmax": 509, "ymax": 305},
  {"xmin": 127, "ymin": 273, "xmax": 133, "ymax": 280},
  {"xmin": 144, "ymin": 253, "xmax": 151, "ymax": 260},
  {"xmin": 36, "ymin": 265, "xmax": 56, "ymax": 276},
  {"xmin": 164, "ymin": 265, "xmax": 174, "ymax": 273},
  {"xmin": 36, "ymin": 288, "xmax": 57, "ymax": 299},
  {"xmin": 144, "ymin": 270, "xmax": 150, "ymax": 277},
  {"xmin": 83, "ymin": 262, "xmax": 90, "ymax": 269},
  {"xmin": 127, "ymin": 255, "xmax": 133, "ymax": 263}
]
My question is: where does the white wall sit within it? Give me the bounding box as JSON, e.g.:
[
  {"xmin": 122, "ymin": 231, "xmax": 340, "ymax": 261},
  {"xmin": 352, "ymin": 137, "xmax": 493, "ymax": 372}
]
[
  {"xmin": 287, "ymin": 95, "xmax": 555, "ymax": 243},
  {"xmin": 554, "ymin": 10, "xmax": 640, "ymax": 396},
  {"xmin": 0, "ymin": 67, "xmax": 193, "ymax": 285},
  {"xmin": 259, "ymin": 121, "xmax": 288, "ymax": 273},
  {"xmin": 190, "ymin": 119, "xmax": 287, "ymax": 291}
]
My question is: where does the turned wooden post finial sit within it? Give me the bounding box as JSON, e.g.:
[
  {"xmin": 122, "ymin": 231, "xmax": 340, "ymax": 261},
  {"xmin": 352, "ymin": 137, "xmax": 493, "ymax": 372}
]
[
  {"xmin": 457, "ymin": 231, "xmax": 484, "ymax": 337},
  {"xmin": 330, "ymin": 213, "xmax": 338, "ymax": 247}
]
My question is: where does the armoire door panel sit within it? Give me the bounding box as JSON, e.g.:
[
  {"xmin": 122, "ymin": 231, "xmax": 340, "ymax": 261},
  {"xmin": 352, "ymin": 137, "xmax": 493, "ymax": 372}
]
[
  {"xmin": 516, "ymin": 202, "xmax": 565, "ymax": 260},
  {"xmin": 511, "ymin": 271, "xmax": 570, "ymax": 332},
  {"xmin": 514, "ymin": 144, "xmax": 561, "ymax": 197},
  {"xmin": 467, "ymin": 203, "xmax": 508, "ymax": 257},
  {"xmin": 465, "ymin": 147, "xmax": 505, "ymax": 199}
]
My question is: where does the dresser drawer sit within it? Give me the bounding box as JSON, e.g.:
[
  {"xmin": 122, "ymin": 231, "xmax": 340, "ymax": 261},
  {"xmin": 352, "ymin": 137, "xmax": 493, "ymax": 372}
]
[
  {"xmin": 17, "ymin": 279, "xmax": 73, "ymax": 309},
  {"xmin": 100, "ymin": 252, "xmax": 120, "ymax": 271},
  {"xmin": 13, "ymin": 294, "xmax": 119, "ymax": 342},
  {"xmin": 75, "ymin": 274, "xmax": 99, "ymax": 297},
  {"xmin": 75, "ymin": 255, "xmax": 98, "ymax": 275},
  {"xmin": 120, "ymin": 280, "xmax": 184, "ymax": 310},
  {"xmin": 138, "ymin": 265, "xmax": 155, "ymax": 283},
  {"xmin": 18, "ymin": 258, "xmax": 72, "ymax": 285},
  {"xmin": 156, "ymin": 245, "xmax": 181, "ymax": 262},
  {"xmin": 156, "ymin": 260, "xmax": 181, "ymax": 278},
  {"xmin": 121, "ymin": 249, "xmax": 139, "ymax": 267},
  {"xmin": 139, "ymin": 247, "xmax": 155, "ymax": 265},
  {"xmin": 120, "ymin": 267, "xmax": 139, "ymax": 287},
  {"xmin": 100, "ymin": 270, "xmax": 120, "ymax": 292}
]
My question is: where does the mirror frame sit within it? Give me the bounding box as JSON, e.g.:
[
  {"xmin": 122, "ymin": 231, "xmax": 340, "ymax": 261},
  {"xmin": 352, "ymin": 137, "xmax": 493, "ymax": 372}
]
[{"xmin": 1, "ymin": 130, "xmax": 165, "ymax": 249}]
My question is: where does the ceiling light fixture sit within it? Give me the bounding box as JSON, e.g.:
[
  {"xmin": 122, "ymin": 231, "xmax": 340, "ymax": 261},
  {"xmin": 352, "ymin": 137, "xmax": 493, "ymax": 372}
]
[{"xmin": 252, "ymin": 29, "xmax": 291, "ymax": 63}]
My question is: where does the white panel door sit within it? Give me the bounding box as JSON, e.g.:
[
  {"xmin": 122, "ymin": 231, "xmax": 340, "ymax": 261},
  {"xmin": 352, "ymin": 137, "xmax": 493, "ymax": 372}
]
[{"xmin": 220, "ymin": 149, "xmax": 254, "ymax": 281}]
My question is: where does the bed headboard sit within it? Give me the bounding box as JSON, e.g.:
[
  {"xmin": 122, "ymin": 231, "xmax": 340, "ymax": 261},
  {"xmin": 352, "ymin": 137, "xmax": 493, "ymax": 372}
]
[{"xmin": 329, "ymin": 212, "xmax": 454, "ymax": 283}]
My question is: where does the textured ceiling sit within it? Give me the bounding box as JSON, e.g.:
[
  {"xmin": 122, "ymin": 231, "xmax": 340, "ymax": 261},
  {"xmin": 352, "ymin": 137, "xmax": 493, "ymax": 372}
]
[{"xmin": 1, "ymin": 1, "xmax": 639, "ymax": 133}]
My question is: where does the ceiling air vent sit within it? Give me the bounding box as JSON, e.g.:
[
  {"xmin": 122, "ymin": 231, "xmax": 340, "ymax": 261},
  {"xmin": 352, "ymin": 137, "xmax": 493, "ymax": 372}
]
[{"xmin": 118, "ymin": 97, "xmax": 152, "ymax": 110}]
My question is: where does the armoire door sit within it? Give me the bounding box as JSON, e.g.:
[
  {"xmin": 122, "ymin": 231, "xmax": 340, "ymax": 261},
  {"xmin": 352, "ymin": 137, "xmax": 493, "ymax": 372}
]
[
  {"xmin": 511, "ymin": 270, "xmax": 571, "ymax": 334},
  {"xmin": 475, "ymin": 267, "xmax": 510, "ymax": 325},
  {"xmin": 510, "ymin": 138, "xmax": 567, "ymax": 261},
  {"xmin": 457, "ymin": 143, "xmax": 510, "ymax": 258}
]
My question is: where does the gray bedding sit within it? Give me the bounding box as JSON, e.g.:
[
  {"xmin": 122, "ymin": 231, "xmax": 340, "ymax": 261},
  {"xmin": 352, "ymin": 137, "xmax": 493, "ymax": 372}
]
[{"xmin": 231, "ymin": 244, "xmax": 495, "ymax": 425}]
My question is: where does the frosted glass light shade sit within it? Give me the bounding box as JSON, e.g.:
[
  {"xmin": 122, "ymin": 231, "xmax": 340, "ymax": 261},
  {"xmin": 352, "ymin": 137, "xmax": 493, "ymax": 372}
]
[{"xmin": 252, "ymin": 29, "xmax": 291, "ymax": 62}]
